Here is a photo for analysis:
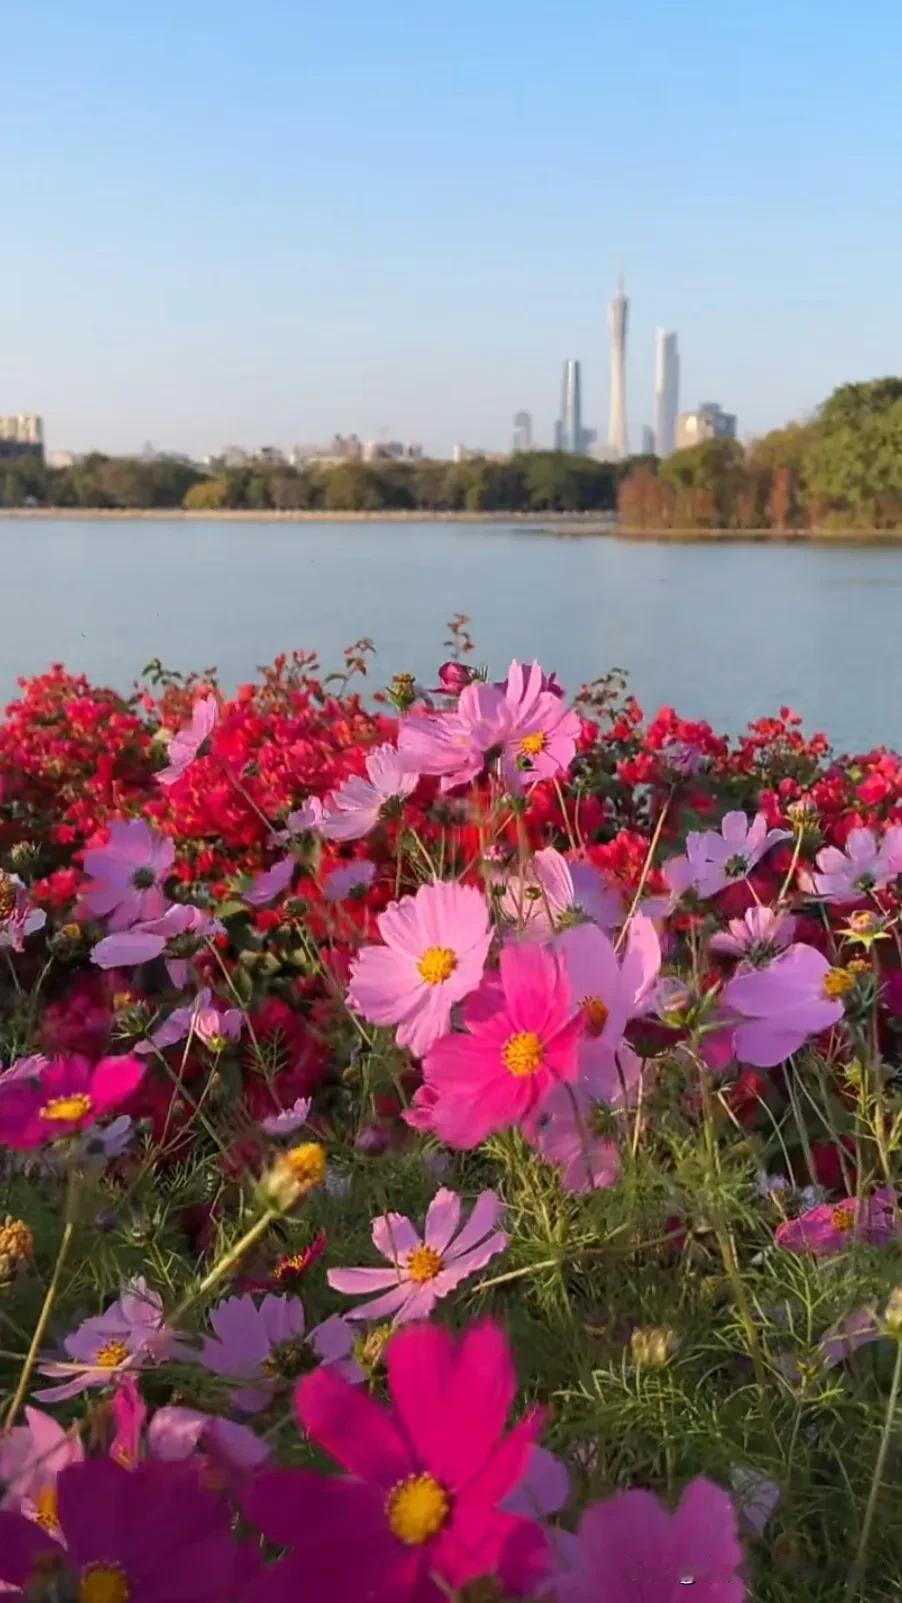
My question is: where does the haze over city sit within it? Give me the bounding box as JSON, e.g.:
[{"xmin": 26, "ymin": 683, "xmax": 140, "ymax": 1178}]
[{"xmin": 3, "ymin": 0, "xmax": 900, "ymax": 458}]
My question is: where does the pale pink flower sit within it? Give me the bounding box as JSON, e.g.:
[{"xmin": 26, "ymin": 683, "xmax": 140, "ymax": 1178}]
[
  {"xmin": 194, "ymin": 1293, "xmax": 360, "ymax": 1412},
  {"xmin": 80, "ymin": 819, "xmax": 174, "ymax": 931},
  {"xmin": 347, "ymin": 879, "xmax": 492, "ymax": 1057},
  {"xmin": 805, "ymin": 825, "xmax": 902, "ymax": 902},
  {"xmin": 156, "ymin": 694, "xmax": 218, "ymax": 787},
  {"xmin": 91, "ymin": 903, "xmax": 223, "ymax": 985},
  {"xmin": 554, "ymin": 916, "xmax": 661, "ymax": 1099},
  {"xmin": 709, "ymin": 905, "xmax": 797, "ymax": 962},
  {"xmin": 328, "ymin": 1188, "xmax": 507, "ymax": 1325},
  {"xmin": 320, "ymin": 744, "xmax": 419, "ymax": 842},
  {"xmin": 532, "ymin": 1080, "xmax": 622, "ymax": 1193},
  {"xmin": 148, "ymin": 1406, "xmax": 269, "ymax": 1479},
  {"xmin": 269, "ymin": 797, "xmax": 324, "ymax": 846},
  {"xmin": 35, "ymin": 1278, "xmax": 172, "ymax": 1403},
  {"xmin": 244, "ymin": 857, "xmax": 296, "ymax": 907},
  {"xmin": 136, "ymin": 988, "xmax": 243, "ymax": 1055},
  {"xmin": 0, "ymin": 875, "xmax": 46, "ymax": 952},
  {"xmin": 728, "ymin": 1467, "xmax": 781, "ymax": 1538},
  {"xmin": 666, "ymin": 811, "xmax": 790, "ymax": 899},
  {"xmin": 497, "ymin": 659, "xmax": 582, "ymax": 790},
  {"xmin": 260, "ymin": 1096, "xmax": 311, "ymax": 1135},
  {"xmin": 723, "ymin": 942, "xmax": 845, "ymax": 1067},
  {"xmin": 499, "ymin": 848, "xmax": 622, "ymax": 941},
  {"xmin": 323, "ymin": 860, "xmax": 376, "ymax": 902},
  {"xmin": 0, "ymin": 1406, "xmax": 84, "ymax": 1522},
  {"xmin": 820, "ymin": 1305, "xmax": 882, "ymax": 1368}
]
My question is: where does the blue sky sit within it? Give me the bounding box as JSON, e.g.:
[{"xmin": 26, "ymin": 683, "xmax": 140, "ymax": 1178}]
[{"xmin": 3, "ymin": 0, "xmax": 900, "ymax": 457}]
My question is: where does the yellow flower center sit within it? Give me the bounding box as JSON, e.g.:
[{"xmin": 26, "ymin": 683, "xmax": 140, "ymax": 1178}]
[
  {"xmin": 34, "ymin": 1484, "xmax": 60, "ymax": 1532},
  {"xmin": 823, "ymin": 966, "xmax": 856, "ymax": 1000},
  {"xmin": 831, "ymin": 1203, "xmax": 857, "ymax": 1233},
  {"xmin": 520, "ymin": 732, "xmax": 547, "ymax": 756},
  {"xmin": 79, "ymin": 1564, "xmax": 131, "ymax": 1603},
  {"xmin": 386, "ymin": 1472, "xmax": 450, "ymax": 1545},
  {"xmin": 407, "ymin": 1245, "xmax": 444, "ymax": 1283},
  {"xmin": 95, "ymin": 1339, "xmax": 130, "ymax": 1369},
  {"xmin": 39, "ymin": 1093, "xmax": 93, "ymax": 1123},
  {"xmin": 282, "ymin": 1141, "xmax": 327, "ymax": 1190},
  {"xmin": 0, "ymin": 874, "xmax": 16, "ymax": 920},
  {"xmin": 417, "ymin": 946, "xmax": 458, "ymax": 985},
  {"xmin": 581, "ymin": 994, "xmax": 609, "ymax": 1037},
  {"xmin": 502, "ymin": 1030, "xmax": 545, "ymax": 1077},
  {"xmin": 0, "ymin": 1216, "xmax": 34, "ymax": 1265}
]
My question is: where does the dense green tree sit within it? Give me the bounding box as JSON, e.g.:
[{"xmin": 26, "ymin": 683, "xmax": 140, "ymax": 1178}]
[{"xmin": 321, "ymin": 462, "xmax": 383, "ymax": 512}]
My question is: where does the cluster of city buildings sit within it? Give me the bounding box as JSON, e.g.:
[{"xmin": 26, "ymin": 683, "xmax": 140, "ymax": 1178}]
[
  {"xmin": 506, "ymin": 283, "xmax": 736, "ymax": 462},
  {"xmin": 0, "ymin": 415, "xmax": 43, "ymax": 461}
]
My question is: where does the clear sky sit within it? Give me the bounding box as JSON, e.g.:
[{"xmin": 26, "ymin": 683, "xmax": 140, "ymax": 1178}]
[{"xmin": 3, "ymin": 0, "xmax": 901, "ymax": 458}]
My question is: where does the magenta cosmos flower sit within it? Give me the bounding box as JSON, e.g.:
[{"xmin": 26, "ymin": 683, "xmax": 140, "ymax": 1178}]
[
  {"xmin": 775, "ymin": 1187, "xmax": 900, "ymax": 1257},
  {"xmin": 156, "ymin": 693, "xmax": 218, "ymax": 787},
  {"xmin": 418, "ymin": 942, "xmax": 583, "ymax": 1149},
  {"xmin": 666, "ymin": 811, "xmax": 790, "ymax": 900},
  {"xmin": 80, "ymin": 819, "xmax": 175, "ymax": 931},
  {"xmin": 194, "ymin": 1293, "xmax": 360, "ymax": 1412},
  {"xmin": 0, "ymin": 1459, "xmax": 240, "ymax": 1602},
  {"xmin": 554, "ymin": 1477, "xmax": 745, "ymax": 1603},
  {"xmin": 0, "ymin": 1405, "xmax": 83, "ymax": 1526},
  {"xmin": 137, "ymin": 988, "xmax": 243, "ymax": 1055},
  {"xmin": 328, "ymin": 1188, "xmax": 507, "ymax": 1324},
  {"xmin": 0, "ymin": 1052, "xmax": 144, "ymax": 1150},
  {"xmin": 320, "ymin": 743, "xmax": 420, "ymax": 841},
  {"xmin": 709, "ymin": 905, "xmax": 796, "ymax": 963},
  {"xmin": 723, "ymin": 942, "xmax": 845, "ymax": 1067},
  {"xmin": 36, "ymin": 1277, "xmax": 172, "ymax": 1402},
  {"xmin": 498, "ymin": 848, "xmax": 621, "ymax": 942},
  {"xmin": 347, "ymin": 879, "xmax": 492, "ymax": 1058},
  {"xmin": 554, "ymin": 917, "xmax": 660, "ymax": 1099},
  {"xmin": 805, "ymin": 824, "xmax": 902, "ymax": 902},
  {"xmin": 243, "ymin": 1320, "xmax": 547, "ymax": 1603}
]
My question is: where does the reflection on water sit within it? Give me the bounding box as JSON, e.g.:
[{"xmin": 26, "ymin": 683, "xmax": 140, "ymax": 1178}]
[{"xmin": 2, "ymin": 517, "xmax": 900, "ymax": 751}]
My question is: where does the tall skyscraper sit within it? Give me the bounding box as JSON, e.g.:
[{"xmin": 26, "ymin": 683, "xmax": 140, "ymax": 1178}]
[
  {"xmin": 557, "ymin": 360, "xmax": 583, "ymax": 454},
  {"xmin": 654, "ymin": 331, "xmax": 680, "ymax": 458},
  {"xmin": 640, "ymin": 424, "xmax": 656, "ymax": 455},
  {"xmin": 608, "ymin": 280, "xmax": 629, "ymax": 457},
  {"xmin": 512, "ymin": 411, "xmax": 533, "ymax": 453}
]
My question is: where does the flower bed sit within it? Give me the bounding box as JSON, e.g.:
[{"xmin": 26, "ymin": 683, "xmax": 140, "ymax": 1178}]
[{"xmin": 2, "ymin": 645, "xmax": 902, "ymax": 1600}]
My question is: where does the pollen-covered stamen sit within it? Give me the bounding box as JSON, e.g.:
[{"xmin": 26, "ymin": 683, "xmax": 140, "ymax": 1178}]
[
  {"xmin": 262, "ymin": 1336, "xmax": 314, "ymax": 1379},
  {"xmin": 417, "ymin": 946, "xmax": 458, "ymax": 985},
  {"xmin": 723, "ymin": 854, "xmax": 749, "ymax": 879},
  {"xmin": 831, "ymin": 1203, "xmax": 857, "ymax": 1233},
  {"xmin": 79, "ymin": 1561, "xmax": 131, "ymax": 1603},
  {"xmin": 386, "ymin": 1472, "xmax": 450, "ymax": 1545},
  {"xmin": 39, "ymin": 1094, "xmax": 93, "ymax": 1123},
  {"xmin": 407, "ymin": 1245, "xmax": 443, "ymax": 1283},
  {"xmin": 823, "ymin": 966, "xmax": 857, "ymax": 1000},
  {"xmin": 94, "ymin": 1339, "xmax": 131, "ymax": 1369},
  {"xmin": 502, "ymin": 1030, "xmax": 545, "ymax": 1077},
  {"xmin": 580, "ymin": 995, "xmax": 609, "ymax": 1037},
  {"xmin": 34, "ymin": 1484, "xmax": 60, "ymax": 1532},
  {"xmin": 520, "ymin": 732, "xmax": 547, "ymax": 757},
  {"xmin": 0, "ymin": 873, "xmax": 16, "ymax": 921}
]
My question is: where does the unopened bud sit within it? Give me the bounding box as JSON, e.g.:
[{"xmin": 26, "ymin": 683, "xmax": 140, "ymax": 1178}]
[
  {"xmin": 885, "ymin": 1288, "xmax": 902, "ymax": 1336},
  {"xmin": 0, "ymin": 1215, "xmax": 34, "ymax": 1279},
  {"xmin": 263, "ymin": 1142, "xmax": 327, "ymax": 1211},
  {"xmin": 630, "ymin": 1326, "xmax": 677, "ymax": 1367}
]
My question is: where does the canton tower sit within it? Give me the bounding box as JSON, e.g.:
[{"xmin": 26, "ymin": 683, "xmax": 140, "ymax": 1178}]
[{"xmin": 608, "ymin": 277, "xmax": 629, "ymax": 457}]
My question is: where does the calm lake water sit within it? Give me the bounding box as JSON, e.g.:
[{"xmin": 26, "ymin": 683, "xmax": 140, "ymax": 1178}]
[{"xmin": 4, "ymin": 516, "xmax": 901, "ymax": 751}]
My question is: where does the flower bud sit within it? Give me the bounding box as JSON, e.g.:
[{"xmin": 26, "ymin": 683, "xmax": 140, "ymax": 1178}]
[
  {"xmin": 630, "ymin": 1326, "xmax": 677, "ymax": 1367},
  {"xmin": 262, "ymin": 1141, "xmax": 327, "ymax": 1211},
  {"xmin": 0, "ymin": 1215, "xmax": 34, "ymax": 1279},
  {"xmin": 885, "ymin": 1288, "xmax": 902, "ymax": 1336},
  {"xmin": 435, "ymin": 661, "xmax": 474, "ymax": 695}
]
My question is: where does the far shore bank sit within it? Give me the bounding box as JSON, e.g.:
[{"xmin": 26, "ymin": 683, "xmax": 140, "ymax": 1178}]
[{"xmin": 1, "ymin": 507, "xmax": 901, "ymax": 542}]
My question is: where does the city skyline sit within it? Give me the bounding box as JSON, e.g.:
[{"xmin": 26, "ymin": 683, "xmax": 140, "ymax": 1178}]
[{"xmin": 3, "ymin": 1, "xmax": 899, "ymax": 457}]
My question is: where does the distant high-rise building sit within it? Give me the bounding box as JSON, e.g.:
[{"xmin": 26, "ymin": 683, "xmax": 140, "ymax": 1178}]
[
  {"xmin": 640, "ymin": 425, "xmax": 656, "ymax": 456},
  {"xmin": 0, "ymin": 414, "xmax": 44, "ymax": 461},
  {"xmin": 557, "ymin": 360, "xmax": 584, "ymax": 454},
  {"xmin": 608, "ymin": 281, "xmax": 629, "ymax": 457},
  {"xmin": 512, "ymin": 411, "xmax": 533, "ymax": 453},
  {"xmin": 676, "ymin": 402, "xmax": 737, "ymax": 450},
  {"xmin": 654, "ymin": 330, "xmax": 680, "ymax": 457}
]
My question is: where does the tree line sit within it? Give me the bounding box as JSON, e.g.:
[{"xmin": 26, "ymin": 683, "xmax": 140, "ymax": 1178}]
[
  {"xmin": 0, "ymin": 451, "xmax": 628, "ymax": 515},
  {"xmin": 618, "ymin": 379, "xmax": 902, "ymax": 532}
]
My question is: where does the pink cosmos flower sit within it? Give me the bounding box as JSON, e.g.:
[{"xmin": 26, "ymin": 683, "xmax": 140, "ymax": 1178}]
[
  {"xmin": 709, "ymin": 905, "xmax": 797, "ymax": 962},
  {"xmin": 323, "ymin": 859, "xmax": 376, "ymax": 902},
  {"xmin": 269, "ymin": 797, "xmax": 324, "ymax": 846},
  {"xmin": 554, "ymin": 1477, "xmax": 745, "ymax": 1603},
  {"xmin": 723, "ymin": 942, "xmax": 845, "ymax": 1067},
  {"xmin": 775, "ymin": 1188, "xmax": 900, "ymax": 1257},
  {"xmin": 194, "ymin": 1293, "xmax": 360, "ymax": 1413},
  {"xmin": 80, "ymin": 819, "xmax": 175, "ymax": 931},
  {"xmin": 419, "ymin": 942, "xmax": 583, "ymax": 1149},
  {"xmin": 320, "ymin": 744, "xmax": 420, "ymax": 841},
  {"xmin": 0, "ymin": 874, "xmax": 46, "ymax": 952},
  {"xmin": 244, "ymin": 857, "xmax": 296, "ymax": 907},
  {"xmin": 666, "ymin": 811, "xmax": 790, "ymax": 900},
  {"xmin": 0, "ymin": 1459, "xmax": 240, "ymax": 1601},
  {"xmin": 35, "ymin": 1277, "xmax": 172, "ymax": 1402},
  {"xmin": 805, "ymin": 824, "xmax": 902, "ymax": 902},
  {"xmin": 499, "ymin": 848, "xmax": 622, "ymax": 941},
  {"xmin": 554, "ymin": 917, "xmax": 660, "ymax": 1099},
  {"xmin": 819, "ymin": 1305, "xmax": 882, "ymax": 1368},
  {"xmin": 500, "ymin": 1444, "xmax": 570, "ymax": 1520},
  {"xmin": 532, "ymin": 1079, "xmax": 626, "ymax": 1193},
  {"xmin": 91, "ymin": 903, "xmax": 223, "ymax": 983},
  {"xmin": 328, "ymin": 1188, "xmax": 507, "ymax": 1324},
  {"xmin": 260, "ymin": 1095, "xmax": 312, "ymax": 1135},
  {"xmin": 0, "ymin": 1406, "xmax": 84, "ymax": 1524},
  {"xmin": 156, "ymin": 694, "xmax": 218, "ymax": 787},
  {"xmin": 347, "ymin": 880, "xmax": 492, "ymax": 1058},
  {"xmin": 497, "ymin": 659, "xmax": 582, "ymax": 790},
  {"xmin": 430, "ymin": 661, "xmax": 475, "ymax": 695},
  {"xmin": 108, "ymin": 1375, "xmax": 270, "ymax": 1484},
  {"xmin": 0, "ymin": 1053, "xmax": 144, "ymax": 1150},
  {"xmin": 243, "ymin": 1320, "xmax": 547, "ymax": 1603},
  {"xmin": 137, "ymin": 988, "xmax": 243, "ymax": 1055}
]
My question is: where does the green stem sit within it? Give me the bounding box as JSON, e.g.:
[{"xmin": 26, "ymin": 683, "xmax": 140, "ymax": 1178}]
[
  {"xmin": 844, "ymin": 1338, "xmax": 902, "ymax": 1600},
  {"xmin": 166, "ymin": 1206, "xmax": 279, "ymax": 1333},
  {"xmin": 4, "ymin": 1218, "xmax": 76, "ymax": 1428}
]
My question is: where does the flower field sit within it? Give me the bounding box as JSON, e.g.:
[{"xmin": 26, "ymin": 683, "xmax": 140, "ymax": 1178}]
[{"xmin": 3, "ymin": 639, "xmax": 902, "ymax": 1600}]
